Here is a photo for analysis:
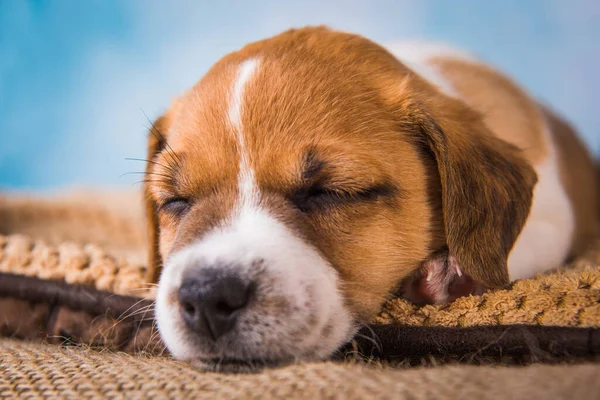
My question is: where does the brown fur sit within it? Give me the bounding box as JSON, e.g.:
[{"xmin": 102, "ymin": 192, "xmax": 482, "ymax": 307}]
[
  {"xmin": 144, "ymin": 27, "xmax": 550, "ymax": 321},
  {"xmin": 432, "ymin": 58, "xmax": 548, "ymax": 164}
]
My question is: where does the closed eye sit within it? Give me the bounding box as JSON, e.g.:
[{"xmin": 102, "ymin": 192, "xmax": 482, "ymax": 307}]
[
  {"xmin": 158, "ymin": 197, "xmax": 191, "ymax": 216},
  {"xmin": 291, "ymin": 184, "xmax": 395, "ymax": 213}
]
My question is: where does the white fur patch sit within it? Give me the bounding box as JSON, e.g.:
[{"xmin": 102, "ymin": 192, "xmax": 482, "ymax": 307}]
[
  {"xmin": 228, "ymin": 58, "xmax": 260, "ymax": 209},
  {"xmin": 384, "ymin": 41, "xmax": 475, "ymax": 97},
  {"xmin": 507, "ymin": 126, "xmax": 575, "ymax": 280}
]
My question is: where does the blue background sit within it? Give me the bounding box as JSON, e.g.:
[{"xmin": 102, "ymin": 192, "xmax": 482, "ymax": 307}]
[{"xmin": 1, "ymin": 0, "xmax": 598, "ymax": 190}]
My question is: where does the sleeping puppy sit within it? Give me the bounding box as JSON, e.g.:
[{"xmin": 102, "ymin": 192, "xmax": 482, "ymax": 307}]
[{"xmin": 144, "ymin": 27, "xmax": 599, "ymax": 369}]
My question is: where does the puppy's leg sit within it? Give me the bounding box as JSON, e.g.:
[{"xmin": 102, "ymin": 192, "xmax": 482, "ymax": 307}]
[{"xmin": 400, "ymin": 249, "xmax": 487, "ymax": 305}]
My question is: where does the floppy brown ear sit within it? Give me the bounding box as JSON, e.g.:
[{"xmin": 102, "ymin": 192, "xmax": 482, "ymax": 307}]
[
  {"xmin": 144, "ymin": 115, "xmax": 170, "ymax": 284},
  {"xmin": 411, "ymin": 101, "xmax": 538, "ymax": 288}
]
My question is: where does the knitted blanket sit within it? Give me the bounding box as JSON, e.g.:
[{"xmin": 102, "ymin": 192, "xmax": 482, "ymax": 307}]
[{"xmin": 1, "ymin": 190, "xmax": 599, "ymax": 398}]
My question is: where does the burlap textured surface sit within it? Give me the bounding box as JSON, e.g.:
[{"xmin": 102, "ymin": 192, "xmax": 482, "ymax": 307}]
[{"xmin": 1, "ymin": 339, "xmax": 599, "ymax": 400}]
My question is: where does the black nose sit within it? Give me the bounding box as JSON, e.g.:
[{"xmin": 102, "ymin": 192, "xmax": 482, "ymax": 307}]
[{"xmin": 178, "ymin": 271, "xmax": 254, "ymax": 341}]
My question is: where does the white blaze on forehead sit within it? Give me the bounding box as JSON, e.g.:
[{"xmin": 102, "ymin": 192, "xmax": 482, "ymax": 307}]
[{"xmin": 227, "ymin": 58, "xmax": 261, "ymax": 209}]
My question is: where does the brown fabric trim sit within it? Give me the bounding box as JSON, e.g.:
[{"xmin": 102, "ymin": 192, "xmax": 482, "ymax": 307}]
[
  {"xmin": 342, "ymin": 324, "xmax": 599, "ymax": 364},
  {"xmin": 1, "ymin": 272, "xmax": 598, "ymax": 363},
  {"xmin": 0, "ymin": 273, "xmax": 163, "ymax": 355},
  {"xmin": 0, "ymin": 272, "xmax": 153, "ymax": 322}
]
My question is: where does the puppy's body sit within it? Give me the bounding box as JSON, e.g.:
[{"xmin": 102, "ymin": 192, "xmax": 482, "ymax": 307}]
[{"xmin": 145, "ymin": 27, "xmax": 599, "ymax": 368}]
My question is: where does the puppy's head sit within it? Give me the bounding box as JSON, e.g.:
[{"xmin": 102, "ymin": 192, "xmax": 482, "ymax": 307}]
[{"xmin": 145, "ymin": 27, "xmax": 536, "ymax": 369}]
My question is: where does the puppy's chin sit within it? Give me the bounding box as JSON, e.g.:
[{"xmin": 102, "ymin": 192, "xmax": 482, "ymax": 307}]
[{"xmin": 155, "ymin": 207, "xmax": 357, "ymax": 369}]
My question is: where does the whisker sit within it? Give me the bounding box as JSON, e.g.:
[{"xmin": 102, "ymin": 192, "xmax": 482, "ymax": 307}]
[
  {"xmin": 125, "ymin": 157, "xmax": 177, "ymax": 174},
  {"xmin": 122, "ymin": 304, "xmax": 156, "ymax": 318},
  {"xmin": 353, "ymin": 333, "xmax": 381, "ymax": 351},
  {"xmin": 146, "ymin": 324, "xmax": 166, "ymax": 355},
  {"xmin": 120, "ymin": 171, "xmax": 174, "ymax": 180},
  {"xmin": 355, "ymin": 324, "xmax": 383, "ymax": 353},
  {"xmin": 149, "ymin": 322, "xmax": 167, "ymax": 356},
  {"xmin": 132, "ymin": 179, "xmax": 171, "ymax": 186},
  {"xmin": 141, "ymin": 109, "xmax": 183, "ymax": 167},
  {"xmin": 121, "ymin": 302, "xmax": 155, "ymax": 316},
  {"xmin": 115, "ymin": 298, "xmax": 155, "ymax": 324}
]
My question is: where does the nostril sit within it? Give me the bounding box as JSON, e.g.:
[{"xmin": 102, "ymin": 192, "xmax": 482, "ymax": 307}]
[
  {"xmin": 181, "ymin": 301, "xmax": 197, "ymax": 317},
  {"xmin": 214, "ymin": 301, "xmax": 236, "ymax": 315},
  {"xmin": 213, "ymin": 278, "xmax": 255, "ymax": 315},
  {"xmin": 178, "ymin": 278, "xmax": 206, "ymax": 328}
]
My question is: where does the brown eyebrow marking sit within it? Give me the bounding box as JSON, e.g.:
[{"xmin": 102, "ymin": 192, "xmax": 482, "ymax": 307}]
[
  {"xmin": 300, "ymin": 147, "xmax": 402, "ymax": 197},
  {"xmin": 302, "ymin": 148, "xmax": 326, "ymax": 182},
  {"xmin": 292, "ymin": 148, "xmax": 401, "ymax": 212}
]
